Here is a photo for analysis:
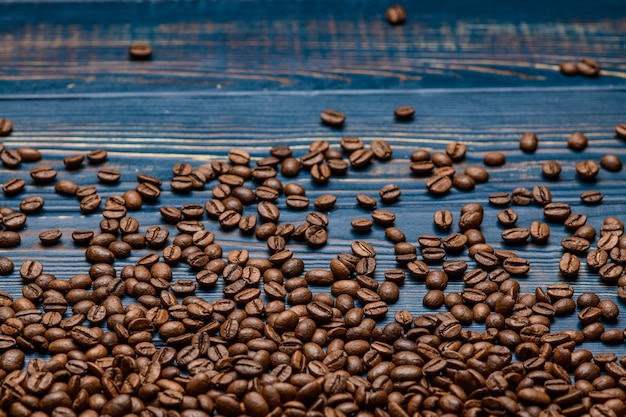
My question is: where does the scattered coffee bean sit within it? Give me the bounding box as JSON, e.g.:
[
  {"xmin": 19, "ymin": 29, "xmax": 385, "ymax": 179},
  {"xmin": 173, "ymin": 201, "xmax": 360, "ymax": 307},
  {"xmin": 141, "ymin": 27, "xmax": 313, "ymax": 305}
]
[
  {"xmin": 129, "ymin": 43, "xmax": 153, "ymax": 60},
  {"xmin": 519, "ymin": 132, "xmax": 539, "ymax": 152},
  {"xmin": 0, "ymin": 257, "xmax": 14, "ymax": 275},
  {"xmin": 0, "ymin": 118, "xmax": 13, "ymax": 136},
  {"xmin": 386, "ymin": 4, "xmax": 406, "ymax": 25},
  {"xmin": 426, "ymin": 175, "xmax": 451, "ymax": 196},
  {"xmin": 600, "ymin": 153, "xmax": 622, "ymax": 172},
  {"xmin": 394, "ymin": 105, "xmax": 415, "ymax": 120},
  {"xmin": 577, "ymin": 57, "xmax": 600, "ymax": 77},
  {"xmin": 542, "ymin": 161, "xmax": 561, "ymax": 180},
  {"xmin": 616, "ymin": 123, "xmax": 626, "ymax": 139},
  {"xmin": 464, "ymin": 165, "xmax": 489, "ymax": 183},
  {"xmin": 568, "ymin": 132, "xmax": 588, "ymax": 151},
  {"xmin": 580, "ymin": 190, "xmax": 603, "ymax": 205},
  {"xmin": 560, "ymin": 61, "xmax": 579, "ymax": 76},
  {"xmin": 483, "ymin": 151, "xmax": 506, "ymax": 166},
  {"xmin": 576, "ymin": 159, "xmax": 600, "ymax": 181},
  {"xmin": 320, "ymin": 109, "xmax": 345, "ymax": 127}
]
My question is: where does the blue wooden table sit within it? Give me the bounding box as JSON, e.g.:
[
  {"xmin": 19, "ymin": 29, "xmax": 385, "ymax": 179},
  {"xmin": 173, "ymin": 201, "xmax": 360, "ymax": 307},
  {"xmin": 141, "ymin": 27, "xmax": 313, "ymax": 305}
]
[{"xmin": 1, "ymin": 0, "xmax": 626, "ymax": 413}]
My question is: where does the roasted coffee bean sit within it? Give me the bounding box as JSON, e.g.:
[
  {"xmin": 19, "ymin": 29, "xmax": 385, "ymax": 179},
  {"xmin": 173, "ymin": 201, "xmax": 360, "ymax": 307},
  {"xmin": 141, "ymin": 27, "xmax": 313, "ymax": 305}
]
[
  {"xmin": 97, "ymin": 169, "xmax": 121, "ymax": 184},
  {"xmin": 351, "ymin": 218, "xmax": 373, "ymax": 233},
  {"xmin": 577, "ymin": 57, "xmax": 601, "ymax": 76},
  {"xmin": 511, "ymin": 187, "xmax": 532, "ymax": 205},
  {"xmin": 0, "ymin": 231, "xmax": 20, "ymax": 248},
  {"xmin": 568, "ymin": 132, "xmax": 588, "ymax": 151},
  {"xmin": 320, "ymin": 109, "xmax": 345, "ymax": 127},
  {"xmin": 483, "ymin": 151, "xmax": 506, "ymax": 166},
  {"xmin": 3, "ymin": 212, "xmax": 27, "ymax": 231},
  {"xmin": 310, "ymin": 163, "xmax": 331, "ymax": 184},
  {"xmin": 445, "ymin": 142, "xmax": 466, "ymax": 162},
  {"xmin": 313, "ymin": 194, "xmax": 336, "ymax": 211},
  {"xmin": 501, "ymin": 227, "xmax": 530, "ymax": 244},
  {"xmin": 371, "ymin": 140, "xmax": 392, "ymax": 161},
  {"xmin": 580, "ymin": 190, "xmax": 603, "ymax": 204},
  {"xmin": 286, "ymin": 195, "xmax": 310, "ymax": 210},
  {"xmin": 561, "ymin": 236, "xmax": 590, "ymax": 254},
  {"xmin": 129, "ymin": 43, "xmax": 153, "ymax": 60},
  {"xmin": 356, "ymin": 194, "xmax": 377, "ymax": 209},
  {"xmin": 463, "ymin": 165, "xmax": 489, "ymax": 183},
  {"xmin": 529, "ymin": 221, "xmax": 550, "ymax": 243},
  {"xmin": 433, "ymin": 210, "xmax": 453, "ymax": 231},
  {"xmin": 497, "ymin": 208, "xmax": 517, "ymax": 227},
  {"xmin": 386, "ymin": 4, "xmax": 406, "ymax": 24},
  {"xmin": 576, "ymin": 160, "xmax": 600, "ymax": 181},
  {"xmin": 39, "ymin": 229, "xmax": 62, "ymax": 245},
  {"xmin": 86, "ymin": 149, "xmax": 107, "ymax": 164},
  {"xmin": 394, "ymin": 105, "xmax": 414, "ymax": 120},
  {"xmin": 2, "ymin": 177, "xmax": 25, "ymax": 196},
  {"xmin": 305, "ymin": 225, "xmax": 328, "ymax": 247},
  {"xmin": 431, "ymin": 152, "xmax": 452, "ymax": 167},
  {"xmin": 30, "ymin": 165, "xmax": 57, "ymax": 184},
  {"xmin": 488, "ymin": 192, "xmax": 511, "ymax": 206},
  {"xmin": 543, "ymin": 202, "xmax": 572, "ymax": 222},
  {"xmin": 560, "ymin": 61, "xmax": 578, "ymax": 75},
  {"xmin": 385, "ymin": 227, "xmax": 405, "ymax": 243},
  {"xmin": 379, "ymin": 184, "xmax": 401, "ymax": 203},
  {"xmin": 542, "ymin": 161, "xmax": 561, "ymax": 180},
  {"xmin": 0, "ymin": 118, "xmax": 13, "ymax": 136},
  {"xmin": 532, "ymin": 185, "xmax": 552, "ymax": 206},
  {"xmin": 340, "ymin": 137, "xmax": 364, "ymax": 153},
  {"xmin": 349, "ymin": 149, "xmax": 374, "ymax": 169},
  {"xmin": 425, "ymin": 175, "xmax": 451, "ymax": 196},
  {"xmin": 452, "ymin": 174, "xmax": 475, "ymax": 191},
  {"xmin": 409, "ymin": 160, "xmax": 434, "ymax": 175},
  {"xmin": 54, "ymin": 179, "xmax": 79, "ymax": 196},
  {"xmin": 63, "ymin": 154, "xmax": 84, "ymax": 170},
  {"xmin": 600, "ymin": 153, "xmax": 622, "ymax": 172},
  {"xmin": 1, "ymin": 149, "xmax": 21, "ymax": 168},
  {"xmin": 519, "ymin": 132, "xmax": 538, "ymax": 153}
]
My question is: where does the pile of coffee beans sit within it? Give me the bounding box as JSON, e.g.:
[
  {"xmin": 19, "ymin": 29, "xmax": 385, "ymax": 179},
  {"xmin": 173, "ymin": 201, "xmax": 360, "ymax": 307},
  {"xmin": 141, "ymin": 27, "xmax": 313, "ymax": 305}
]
[{"xmin": 1, "ymin": 114, "xmax": 626, "ymax": 417}]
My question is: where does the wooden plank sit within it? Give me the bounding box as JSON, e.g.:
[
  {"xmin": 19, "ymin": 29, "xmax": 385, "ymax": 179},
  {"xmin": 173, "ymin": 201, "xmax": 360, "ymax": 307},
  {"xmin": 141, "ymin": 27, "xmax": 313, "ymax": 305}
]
[
  {"xmin": 2, "ymin": 88, "xmax": 626, "ymax": 356},
  {"xmin": 1, "ymin": 0, "xmax": 625, "ymax": 94}
]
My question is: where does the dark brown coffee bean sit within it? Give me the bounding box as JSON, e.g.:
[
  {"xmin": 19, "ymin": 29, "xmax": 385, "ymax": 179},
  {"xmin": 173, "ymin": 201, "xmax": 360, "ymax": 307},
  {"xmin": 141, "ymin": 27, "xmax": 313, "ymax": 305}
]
[
  {"xmin": 586, "ymin": 249, "xmax": 608, "ymax": 270},
  {"xmin": 431, "ymin": 152, "xmax": 452, "ymax": 167},
  {"xmin": 80, "ymin": 194, "xmax": 101, "ymax": 214},
  {"xmin": 464, "ymin": 165, "xmax": 489, "ymax": 183},
  {"xmin": 371, "ymin": 140, "xmax": 392, "ymax": 161},
  {"xmin": 379, "ymin": 184, "xmax": 400, "ymax": 203},
  {"xmin": 561, "ymin": 236, "xmax": 590, "ymax": 254},
  {"xmin": 3, "ymin": 212, "xmax": 27, "ymax": 230},
  {"xmin": 351, "ymin": 218, "xmax": 373, "ymax": 233},
  {"xmin": 580, "ymin": 190, "xmax": 603, "ymax": 205},
  {"xmin": 2, "ymin": 177, "xmax": 25, "ymax": 196},
  {"xmin": 497, "ymin": 208, "xmax": 518, "ymax": 227},
  {"xmin": 409, "ymin": 160, "xmax": 434, "ymax": 175},
  {"xmin": 30, "ymin": 165, "xmax": 57, "ymax": 184},
  {"xmin": 285, "ymin": 195, "xmax": 310, "ymax": 210},
  {"xmin": 0, "ymin": 231, "xmax": 20, "ymax": 248},
  {"xmin": 483, "ymin": 151, "xmax": 506, "ymax": 166},
  {"xmin": 349, "ymin": 149, "xmax": 374, "ymax": 169},
  {"xmin": 543, "ymin": 202, "xmax": 572, "ymax": 222},
  {"xmin": 1, "ymin": 149, "xmax": 21, "ymax": 168},
  {"xmin": 305, "ymin": 225, "xmax": 328, "ymax": 247},
  {"xmin": 433, "ymin": 210, "xmax": 453, "ymax": 231},
  {"xmin": 356, "ymin": 194, "xmax": 377, "ymax": 209},
  {"xmin": 310, "ymin": 163, "xmax": 331, "ymax": 184},
  {"xmin": 452, "ymin": 174, "xmax": 475, "ymax": 191},
  {"xmin": 54, "ymin": 179, "xmax": 79, "ymax": 197},
  {"xmin": 501, "ymin": 227, "xmax": 530, "ymax": 244},
  {"xmin": 488, "ymin": 192, "xmax": 511, "ymax": 206},
  {"xmin": 394, "ymin": 105, "xmax": 414, "ymax": 120},
  {"xmin": 314, "ymin": 194, "xmax": 336, "ymax": 211},
  {"xmin": 577, "ymin": 57, "xmax": 600, "ymax": 77},
  {"xmin": 86, "ymin": 149, "xmax": 107, "ymax": 164},
  {"xmin": 568, "ymin": 132, "xmax": 588, "ymax": 151},
  {"xmin": 458, "ymin": 211, "xmax": 483, "ymax": 231},
  {"xmin": 532, "ymin": 185, "xmax": 552, "ymax": 206},
  {"xmin": 519, "ymin": 132, "xmax": 538, "ymax": 152},
  {"xmin": 426, "ymin": 175, "xmax": 451, "ymax": 196},
  {"xmin": 599, "ymin": 153, "xmax": 621, "ymax": 172},
  {"xmin": 320, "ymin": 109, "xmax": 345, "ymax": 127},
  {"xmin": 0, "ymin": 118, "xmax": 13, "ymax": 136},
  {"xmin": 529, "ymin": 221, "xmax": 550, "ymax": 243},
  {"xmin": 0, "ymin": 257, "xmax": 14, "ymax": 276},
  {"xmin": 63, "ymin": 154, "xmax": 84, "ymax": 170},
  {"xmin": 560, "ymin": 61, "xmax": 578, "ymax": 75},
  {"xmin": 542, "ymin": 161, "xmax": 561, "ymax": 180},
  {"xmin": 508, "ymin": 187, "xmax": 531, "ymax": 206},
  {"xmin": 576, "ymin": 160, "xmax": 600, "ymax": 181},
  {"xmin": 39, "ymin": 229, "xmax": 62, "ymax": 245},
  {"xmin": 97, "ymin": 169, "xmax": 121, "ymax": 184}
]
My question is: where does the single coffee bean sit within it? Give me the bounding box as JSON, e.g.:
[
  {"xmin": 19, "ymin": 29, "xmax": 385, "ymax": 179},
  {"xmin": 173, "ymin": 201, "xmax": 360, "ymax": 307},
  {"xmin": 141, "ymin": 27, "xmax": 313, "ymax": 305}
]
[
  {"xmin": 576, "ymin": 160, "xmax": 600, "ymax": 181},
  {"xmin": 519, "ymin": 132, "xmax": 538, "ymax": 152},
  {"xmin": 586, "ymin": 249, "xmax": 608, "ymax": 270},
  {"xmin": 501, "ymin": 228, "xmax": 530, "ymax": 244},
  {"xmin": 580, "ymin": 190, "xmax": 603, "ymax": 205},
  {"xmin": 30, "ymin": 165, "xmax": 57, "ymax": 184},
  {"xmin": 349, "ymin": 149, "xmax": 374, "ymax": 169},
  {"xmin": 561, "ymin": 236, "xmax": 591, "ymax": 254},
  {"xmin": 3, "ymin": 212, "xmax": 27, "ymax": 230},
  {"xmin": 409, "ymin": 160, "xmax": 434, "ymax": 175},
  {"xmin": 488, "ymin": 192, "xmax": 511, "ymax": 206},
  {"xmin": 386, "ymin": 4, "xmax": 406, "ymax": 24},
  {"xmin": 0, "ymin": 231, "xmax": 21, "ymax": 248},
  {"xmin": 575, "ymin": 225, "xmax": 596, "ymax": 242},
  {"xmin": 452, "ymin": 174, "xmax": 475, "ymax": 191},
  {"xmin": 615, "ymin": 123, "xmax": 626, "ymax": 139},
  {"xmin": 97, "ymin": 169, "xmax": 121, "ymax": 184},
  {"xmin": 340, "ymin": 137, "xmax": 364, "ymax": 154},
  {"xmin": 394, "ymin": 105, "xmax": 414, "ymax": 120},
  {"xmin": 433, "ymin": 210, "xmax": 453, "ymax": 231},
  {"xmin": 86, "ymin": 149, "xmax": 107, "ymax": 164},
  {"xmin": 560, "ymin": 61, "xmax": 578, "ymax": 75},
  {"xmin": 0, "ymin": 118, "xmax": 13, "ymax": 136},
  {"xmin": 79, "ymin": 194, "xmax": 101, "ymax": 214},
  {"xmin": 17, "ymin": 147, "xmax": 41, "ymax": 162},
  {"xmin": 286, "ymin": 195, "xmax": 310, "ymax": 210},
  {"xmin": 371, "ymin": 140, "xmax": 393, "ymax": 161},
  {"xmin": 39, "ymin": 229, "xmax": 62, "ymax": 245},
  {"xmin": 0, "ymin": 257, "xmax": 14, "ymax": 275},
  {"xmin": 351, "ymin": 218, "xmax": 373, "ymax": 233},
  {"xmin": 497, "ymin": 208, "xmax": 518, "ymax": 227},
  {"xmin": 1, "ymin": 149, "xmax": 21, "ymax": 168},
  {"xmin": 379, "ymin": 184, "xmax": 401, "ymax": 203},
  {"xmin": 431, "ymin": 152, "xmax": 452, "ymax": 167},
  {"xmin": 564, "ymin": 213, "xmax": 587, "ymax": 231},
  {"xmin": 371, "ymin": 209, "xmax": 395, "ymax": 226},
  {"xmin": 532, "ymin": 185, "xmax": 552, "ymax": 206},
  {"xmin": 483, "ymin": 151, "xmax": 506, "ymax": 166},
  {"xmin": 2, "ymin": 177, "xmax": 25, "ymax": 196},
  {"xmin": 543, "ymin": 202, "xmax": 572, "ymax": 222},
  {"xmin": 464, "ymin": 166, "xmax": 489, "ymax": 183},
  {"xmin": 577, "ymin": 57, "xmax": 600, "ymax": 77},
  {"xmin": 511, "ymin": 187, "xmax": 532, "ymax": 206},
  {"xmin": 542, "ymin": 161, "xmax": 561, "ymax": 180},
  {"xmin": 320, "ymin": 109, "xmax": 345, "ymax": 127},
  {"xmin": 426, "ymin": 175, "xmax": 451, "ymax": 196},
  {"xmin": 54, "ymin": 179, "xmax": 79, "ymax": 196},
  {"xmin": 129, "ymin": 43, "xmax": 153, "ymax": 60},
  {"xmin": 529, "ymin": 221, "xmax": 550, "ymax": 243},
  {"xmin": 600, "ymin": 153, "xmax": 622, "ymax": 172},
  {"xmin": 356, "ymin": 194, "xmax": 377, "ymax": 209},
  {"xmin": 568, "ymin": 132, "xmax": 588, "ymax": 151},
  {"xmin": 314, "ymin": 194, "xmax": 336, "ymax": 211},
  {"xmin": 445, "ymin": 142, "xmax": 467, "ymax": 162},
  {"xmin": 63, "ymin": 154, "xmax": 84, "ymax": 170}
]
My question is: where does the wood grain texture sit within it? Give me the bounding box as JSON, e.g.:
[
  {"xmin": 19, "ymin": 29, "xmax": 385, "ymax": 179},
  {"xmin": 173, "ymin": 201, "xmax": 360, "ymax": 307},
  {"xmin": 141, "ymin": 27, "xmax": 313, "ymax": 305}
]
[
  {"xmin": 2, "ymin": 88, "xmax": 626, "ymax": 356},
  {"xmin": 0, "ymin": 0, "xmax": 625, "ymax": 94}
]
